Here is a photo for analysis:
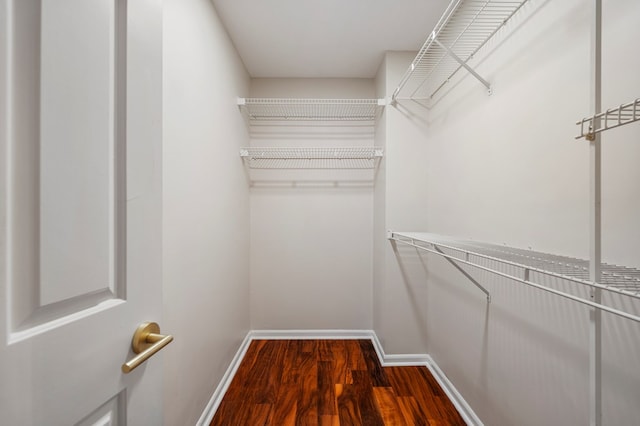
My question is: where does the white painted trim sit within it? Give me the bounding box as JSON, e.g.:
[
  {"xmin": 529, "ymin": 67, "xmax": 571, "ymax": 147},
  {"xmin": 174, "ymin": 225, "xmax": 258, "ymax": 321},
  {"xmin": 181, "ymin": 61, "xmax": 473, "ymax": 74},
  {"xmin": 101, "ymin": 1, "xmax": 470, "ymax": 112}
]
[
  {"xmin": 196, "ymin": 330, "xmax": 482, "ymax": 426},
  {"xmin": 8, "ymin": 299, "xmax": 125, "ymax": 344},
  {"xmin": 425, "ymin": 355, "xmax": 484, "ymax": 426},
  {"xmin": 195, "ymin": 332, "xmax": 253, "ymax": 426},
  {"xmin": 370, "ymin": 332, "xmax": 431, "ymax": 366},
  {"xmin": 370, "ymin": 330, "xmax": 386, "ymax": 362},
  {"xmin": 250, "ymin": 329, "xmax": 374, "ymax": 340}
]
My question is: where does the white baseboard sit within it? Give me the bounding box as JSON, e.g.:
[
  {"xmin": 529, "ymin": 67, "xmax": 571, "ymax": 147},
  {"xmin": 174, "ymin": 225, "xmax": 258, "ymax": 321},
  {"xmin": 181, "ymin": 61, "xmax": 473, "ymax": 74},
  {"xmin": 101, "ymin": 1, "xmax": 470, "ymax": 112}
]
[
  {"xmin": 424, "ymin": 355, "xmax": 484, "ymax": 426},
  {"xmin": 370, "ymin": 332, "xmax": 431, "ymax": 366},
  {"xmin": 196, "ymin": 330, "xmax": 482, "ymax": 426},
  {"xmin": 370, "ymin": 333, "xmax": 482, "ymax": 425},
  {"xmin": 250, "ymin": 329, "xmax": 375, "ymax": 340},
  {"xmin": 195, "ymin": 332, "xmax": 253, "ymax": 426}
]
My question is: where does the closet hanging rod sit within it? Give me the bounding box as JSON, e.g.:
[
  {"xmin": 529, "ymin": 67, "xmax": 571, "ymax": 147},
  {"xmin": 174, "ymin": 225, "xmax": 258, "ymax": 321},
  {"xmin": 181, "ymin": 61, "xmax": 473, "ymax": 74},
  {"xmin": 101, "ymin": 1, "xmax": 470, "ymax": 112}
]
[
  {"xmin": 389, "ymin": 232, "xmax": 640, "ymax": 324},
  {"xmin": 240, "ymin": 147, "xmax": 383, "ymax": 159},
  {"xmin": 575, "ymin": 98, "xmax": 640, "ymax": 140},
  {"xmin": 240, "ymin": 147, "xmax": 383, "ymax": 169}
]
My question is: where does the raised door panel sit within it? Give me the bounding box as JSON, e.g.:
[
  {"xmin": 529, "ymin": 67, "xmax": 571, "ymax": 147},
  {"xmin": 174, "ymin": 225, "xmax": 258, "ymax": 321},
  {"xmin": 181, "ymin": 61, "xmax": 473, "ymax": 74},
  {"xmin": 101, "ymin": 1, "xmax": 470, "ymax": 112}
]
[
  {"xmin": 39, "ymin": 0, "xmax": 123, "ymax": 307},
  {"xmin": 9, "ymin": 0, "xmax": 126, "ymax": 338}
]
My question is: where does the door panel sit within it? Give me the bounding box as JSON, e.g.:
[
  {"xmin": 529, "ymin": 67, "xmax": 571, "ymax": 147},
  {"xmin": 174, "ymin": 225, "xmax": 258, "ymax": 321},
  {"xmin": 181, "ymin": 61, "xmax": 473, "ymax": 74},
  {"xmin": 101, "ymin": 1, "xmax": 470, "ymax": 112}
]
[
  {"xmin": 76, "ymin": 393, "xmax": 125, "ymax": 426},
  {"xmin": 0, "ymin": 0, "xmax": 163, "ymax": 424},
  {"xmin": 39, "ymin": 0, "xmax": 122, "ymax": 307},
  {"xmin": 11, "ymin": 0, "xmax": 125, "ymax": 330}
]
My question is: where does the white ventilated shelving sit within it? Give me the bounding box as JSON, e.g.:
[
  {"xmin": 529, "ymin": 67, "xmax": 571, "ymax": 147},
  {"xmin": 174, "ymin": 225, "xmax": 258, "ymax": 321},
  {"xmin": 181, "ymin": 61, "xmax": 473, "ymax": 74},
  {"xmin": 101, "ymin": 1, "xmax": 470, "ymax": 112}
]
[
  {"xmin": 389, "ymin": 232, "xmax": 640, "ymax": 323},
  {"xmin": 240, "ymin": 147, "xmax": 383, "ymax": 169},
  {"xmin": 384, "ymin": 2, "xmax": 638, "ymax": 425},
  {"xmin": 575, "ymin": 98, "xmax": 640, "ymax": 140},
  {"xmin": 238, "ymin": 98, "xmax": 385, "ymax": 122},
  {"xmin": 392, "ymin": 0, "xmax": 529, "ymax": 102},
  {"xmin": 237, "ymin": 99, "xmax": 385, "ymax": 170}
]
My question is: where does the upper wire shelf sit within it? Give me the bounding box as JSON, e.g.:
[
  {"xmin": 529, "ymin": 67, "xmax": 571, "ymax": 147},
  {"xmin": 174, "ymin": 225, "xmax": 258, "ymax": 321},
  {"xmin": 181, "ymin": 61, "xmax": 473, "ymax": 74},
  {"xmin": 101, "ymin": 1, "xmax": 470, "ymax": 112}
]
[
  {"xmin": 238, "ymin": 98, "xmax": 386, "ymax": 122},
  {"xmin": 240, "ymin": 147, "xmax": 384, "ymax": 169},
  {"xmin": 389, "ymin": 232, "xmax": 640, "ymax": 323},
  {"xmin": 392, "ymin": 0, "xmax": 529, "ymax": 102},
  {"xmin": 575, "ymin": 98, "xmax": 640, "ymax": 140}
]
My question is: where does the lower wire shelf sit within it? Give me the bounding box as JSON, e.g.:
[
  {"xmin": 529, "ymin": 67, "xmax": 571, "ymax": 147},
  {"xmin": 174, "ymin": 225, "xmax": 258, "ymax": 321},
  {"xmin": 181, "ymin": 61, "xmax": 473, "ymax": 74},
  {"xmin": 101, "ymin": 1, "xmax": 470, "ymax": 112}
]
[
  {"xmin": 389, "ymin": 231, "xmax": 640, "ymax": 323},
  {"xmin": 240, "ymin": 147, "xmax": 383, "ymax": 169}
]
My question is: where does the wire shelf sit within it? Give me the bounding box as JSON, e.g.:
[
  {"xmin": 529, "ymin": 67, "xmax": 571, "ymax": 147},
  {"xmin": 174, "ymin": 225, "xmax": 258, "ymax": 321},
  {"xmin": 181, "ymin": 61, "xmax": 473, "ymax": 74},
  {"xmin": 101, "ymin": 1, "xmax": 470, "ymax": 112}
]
[
  {"xmin": 240, "ymin": 147, "xmax": 384, "ymax": 169},
  {"xmin": 389, "ymin": 232, "xmax": 640, "ymax": 323},
  {"xmin": 238, "ymin": 98, "xmax": 385, "ymax": 122},
  {"xmin": 575, "ymin": 98, "xmax": 640, "ymax": 140},
  {"xmin": 393, "ymin": 0, "xmax": 529, "ymax": 102}
]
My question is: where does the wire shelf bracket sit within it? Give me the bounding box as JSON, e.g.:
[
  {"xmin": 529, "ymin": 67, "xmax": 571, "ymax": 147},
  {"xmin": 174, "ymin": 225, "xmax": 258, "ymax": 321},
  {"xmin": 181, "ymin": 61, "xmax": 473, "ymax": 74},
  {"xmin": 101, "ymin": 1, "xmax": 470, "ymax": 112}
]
[
  {"xmin": 392, "ymin": 0, "xmax": 529, "ymax": 103},
  {"xmin": 240, "ymin": 147, "xmax": 384, "ymax": 169},
  {"xmin": 575, "ymin": 98, "xmax": 640, "ymax": 140},
  {"xmin": 388, "ymin": 232, "xmax": 640, "ymax": 323}
]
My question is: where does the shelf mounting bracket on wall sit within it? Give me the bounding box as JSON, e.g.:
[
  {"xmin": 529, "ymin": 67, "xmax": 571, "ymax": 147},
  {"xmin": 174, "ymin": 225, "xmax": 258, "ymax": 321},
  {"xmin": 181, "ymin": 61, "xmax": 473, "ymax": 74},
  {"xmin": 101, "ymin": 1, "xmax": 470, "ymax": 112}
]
[
  {"xmin": 389, "ymin": 232, "xmax": 491, "ymax": 303},
  {"xmin": 433, "ymin": 38, "xmax": 492, "ymax": 95}
]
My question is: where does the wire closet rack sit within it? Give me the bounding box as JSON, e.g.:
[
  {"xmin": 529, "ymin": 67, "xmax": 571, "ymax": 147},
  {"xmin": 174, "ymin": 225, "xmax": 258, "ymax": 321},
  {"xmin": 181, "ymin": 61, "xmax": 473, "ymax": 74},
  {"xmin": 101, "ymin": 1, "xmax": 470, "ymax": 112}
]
[
  {"xmin": 575, "ymin": 98, "xmax": 640, "ymax": 140},
  {"xmin": 238, "ymin": 98, "xmax": 386, "ymax": 122},
  {"xmin": 389, "ymin": 232, "xmax": 640, "ymax": 323},
  {"xmin": 392, "ymin": 0, "xmax": 529, "ymax": 102},
  {"xmin": 240, "ymin": 147, "xmax": 383, "ymax": 169}
]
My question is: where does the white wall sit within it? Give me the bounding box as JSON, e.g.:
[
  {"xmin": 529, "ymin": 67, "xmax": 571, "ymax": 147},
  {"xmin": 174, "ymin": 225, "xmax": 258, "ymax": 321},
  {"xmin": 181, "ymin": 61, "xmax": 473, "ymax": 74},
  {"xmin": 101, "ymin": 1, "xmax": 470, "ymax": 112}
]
[
  {"xmin": 374, "ymin": 52, "xmax": 434, "ymax": 354},
  {"xmin": 373, "ymin": 58, "xmax": 387, "ymax": 341},
  {"xmin": 161, "ymin": 0, "xmax": 639, "ymax": 423},
  {"xmin": 163, "ymin": 1, "xmax": 250, "ymax": 425},
  {"xmin": 249, "ymin": 79, "xmax": 374, "ymax": 330},
  {"xmin": 375, "ymin": 0, "xmax": 640, "ymax": 424}
]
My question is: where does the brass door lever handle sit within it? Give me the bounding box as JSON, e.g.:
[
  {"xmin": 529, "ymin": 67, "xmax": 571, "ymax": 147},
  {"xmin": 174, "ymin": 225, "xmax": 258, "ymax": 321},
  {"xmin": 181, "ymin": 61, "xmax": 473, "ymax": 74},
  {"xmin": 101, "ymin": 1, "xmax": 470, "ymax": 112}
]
[{"xmin": 122, "ymin": 322, "xmax": 173, "ymax": 373}]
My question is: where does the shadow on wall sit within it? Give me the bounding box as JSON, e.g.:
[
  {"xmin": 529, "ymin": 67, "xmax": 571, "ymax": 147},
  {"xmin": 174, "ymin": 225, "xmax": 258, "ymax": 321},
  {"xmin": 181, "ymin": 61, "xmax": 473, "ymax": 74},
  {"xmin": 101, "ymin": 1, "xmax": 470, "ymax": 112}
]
[
  {"xmin": 390, "ymin": 240, "xmax": 431, "ymax": 348},
  {"xmin": 393, "ymin": 0, "xmax": 559, "ymax": 128},
  {"xmin": 388, "ymin": 241, "xmax": 617, "ymax": 424},
  {"xmin": 601, "ymin": 293, "xmax": 640, "ymax": 417},
  {"xmin": 390, "ymin": 241, "xmax": 492, "ymax": 385},
  {"xmin": 392, "ymin": 100, "xmax": 431, "ymax": 130},
  {"xmin": 392, "ymin": 238, "xmax": 640, "ymax": 423}
]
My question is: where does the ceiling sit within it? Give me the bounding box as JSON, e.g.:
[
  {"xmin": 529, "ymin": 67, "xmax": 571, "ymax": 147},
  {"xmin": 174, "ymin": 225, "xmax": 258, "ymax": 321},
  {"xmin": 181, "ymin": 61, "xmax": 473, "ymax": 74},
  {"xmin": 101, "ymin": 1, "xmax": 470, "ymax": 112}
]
[{"xmin": 211, "ymin": 0, "xmax": 451, "ymax": 79}]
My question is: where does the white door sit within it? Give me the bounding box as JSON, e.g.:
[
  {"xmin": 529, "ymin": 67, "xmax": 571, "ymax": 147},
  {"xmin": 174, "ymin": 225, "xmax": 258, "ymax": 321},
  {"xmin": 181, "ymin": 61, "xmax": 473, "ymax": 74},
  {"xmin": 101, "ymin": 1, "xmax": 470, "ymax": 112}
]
[{"xmin": 0, "ymin": 0, "xmax": 164, "ymax": 424}]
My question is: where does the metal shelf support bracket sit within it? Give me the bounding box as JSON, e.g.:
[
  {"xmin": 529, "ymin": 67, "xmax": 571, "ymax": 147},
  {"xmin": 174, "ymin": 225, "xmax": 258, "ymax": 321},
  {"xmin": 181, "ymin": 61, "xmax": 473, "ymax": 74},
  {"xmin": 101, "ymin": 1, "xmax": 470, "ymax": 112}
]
[{"xmin": 433, "ymin": 38, "xmax": 491, "ymax": 94}]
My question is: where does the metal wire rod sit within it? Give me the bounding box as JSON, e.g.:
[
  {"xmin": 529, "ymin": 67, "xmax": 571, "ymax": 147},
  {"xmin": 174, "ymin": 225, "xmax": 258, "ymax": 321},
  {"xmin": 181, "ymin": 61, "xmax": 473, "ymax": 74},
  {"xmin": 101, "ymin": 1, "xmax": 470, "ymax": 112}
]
[
  {"xmin": 389, "ymin": 233, "xmax": 640, "ymax": 323},
  {"xmin": 431, "ymin": 244, "xmax": 492, "ymax": 302},
  {"xmin": 475, "ymin": 244, "xmax": 640, "ymax": 289},
  {"xmin": 392, "ymin": 0, "xmax": 463, "ymax": 100},
  {"xmin": 239, "ymin": 147, "xmax": 384, "ymax": 169},
  {"xmin": 390, "ymin": 232, "xmax": 640, "ymax": 298},
  {"xmin": 433, "ymin": 38, "xmax": 491, "ymax": 90}
]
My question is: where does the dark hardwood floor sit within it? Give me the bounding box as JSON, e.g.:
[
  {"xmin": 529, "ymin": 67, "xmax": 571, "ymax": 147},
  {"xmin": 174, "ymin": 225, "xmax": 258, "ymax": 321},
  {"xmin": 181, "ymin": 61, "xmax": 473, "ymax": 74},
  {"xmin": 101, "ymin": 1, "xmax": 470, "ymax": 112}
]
[{"xmin": 211, "ymin": 339, "xmax": 466, "ymax": 425}]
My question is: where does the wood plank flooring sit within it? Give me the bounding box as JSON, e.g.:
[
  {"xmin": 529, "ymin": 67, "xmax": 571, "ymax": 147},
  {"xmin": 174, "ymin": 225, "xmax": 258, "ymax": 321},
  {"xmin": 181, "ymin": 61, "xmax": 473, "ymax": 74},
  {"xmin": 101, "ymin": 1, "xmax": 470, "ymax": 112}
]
[{"xmin": 211, "ymin": 339, "xmax": 466, "ymax": 425}]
